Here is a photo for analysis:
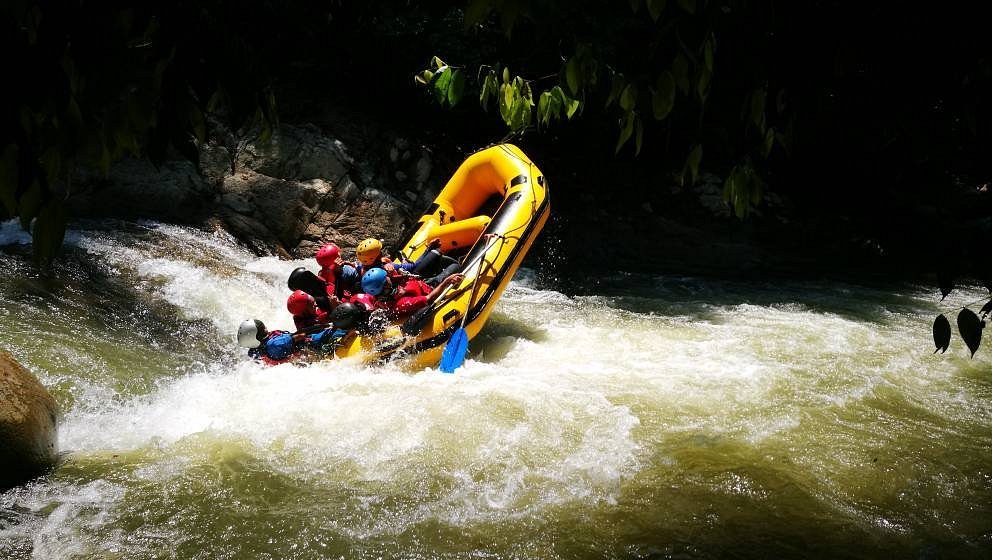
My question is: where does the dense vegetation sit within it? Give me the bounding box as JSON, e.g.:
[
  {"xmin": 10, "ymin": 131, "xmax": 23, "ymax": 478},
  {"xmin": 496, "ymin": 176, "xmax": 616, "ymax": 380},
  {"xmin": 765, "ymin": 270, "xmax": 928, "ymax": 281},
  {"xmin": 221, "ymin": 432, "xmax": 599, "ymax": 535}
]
[{"xmin": 2, "ymin": 2, "xmax": 989, "ymax": 289}]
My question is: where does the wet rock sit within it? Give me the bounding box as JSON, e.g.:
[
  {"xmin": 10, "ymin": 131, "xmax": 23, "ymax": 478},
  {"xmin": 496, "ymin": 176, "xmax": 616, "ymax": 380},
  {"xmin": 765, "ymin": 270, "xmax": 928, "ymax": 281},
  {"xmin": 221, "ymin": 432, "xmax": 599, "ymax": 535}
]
[
  {"xmin": 0, "ymin": 352, "xmax": 58, "ymax": 489},
  {"xmin": 238, "ymin": 124, "xmax": 351, "ymax": 183},
  {"xmin": 69, "ymin": 158, "xmax": 214, "ymax": 223},
  {"xmin": 296, "ymin": 183, "xmax": 413, "ymax": 259},
  {"xmin": 414, "ymin": 154, "xmax": 432, "ymax": 183},
  {"xmin": 696, "ymin": 172, "xmax": 731, "ymax": 219},
  {"xmin": 68, "ymin": 120, "xmax": 428, "ymax": 262},
  {"xmin": 219, "ymin": 172, "xmax": 332, "ymax": 250}
]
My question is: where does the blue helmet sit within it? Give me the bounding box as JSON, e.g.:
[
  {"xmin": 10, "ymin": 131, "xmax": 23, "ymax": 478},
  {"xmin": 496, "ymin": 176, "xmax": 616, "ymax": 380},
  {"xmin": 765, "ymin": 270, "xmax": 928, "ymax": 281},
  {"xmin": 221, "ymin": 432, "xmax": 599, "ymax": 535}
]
[{"xmin": 361, "ymin": 268, "xmax": 389, "ymax": 296}]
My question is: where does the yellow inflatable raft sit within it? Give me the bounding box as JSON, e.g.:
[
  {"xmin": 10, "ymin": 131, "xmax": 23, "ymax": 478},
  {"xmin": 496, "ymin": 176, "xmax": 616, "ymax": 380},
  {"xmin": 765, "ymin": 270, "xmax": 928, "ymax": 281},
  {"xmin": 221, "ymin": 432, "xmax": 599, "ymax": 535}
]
[{"xmin": 332, "ymin": 144, "xmax": 550, "ymax": 368}]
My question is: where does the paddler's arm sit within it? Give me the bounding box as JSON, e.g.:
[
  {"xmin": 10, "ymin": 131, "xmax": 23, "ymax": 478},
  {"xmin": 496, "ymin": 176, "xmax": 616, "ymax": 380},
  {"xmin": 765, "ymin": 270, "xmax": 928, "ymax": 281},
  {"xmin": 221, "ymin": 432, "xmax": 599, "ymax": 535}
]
[{"xmin": 426, "ymin": 273, "xmax": 464, "ymax": 305}]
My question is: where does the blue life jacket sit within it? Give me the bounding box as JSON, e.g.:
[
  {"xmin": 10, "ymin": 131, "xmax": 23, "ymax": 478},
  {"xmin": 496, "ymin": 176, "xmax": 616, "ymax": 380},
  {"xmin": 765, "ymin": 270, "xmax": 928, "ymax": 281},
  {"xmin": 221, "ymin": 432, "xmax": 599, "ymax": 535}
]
[
  {"xmin": 308, "ymin": 328, "xmax": 348, "ymax": 353},
  {"xmin": 265, "ymin": 333, "xmax": 295, "ymax": 360}
]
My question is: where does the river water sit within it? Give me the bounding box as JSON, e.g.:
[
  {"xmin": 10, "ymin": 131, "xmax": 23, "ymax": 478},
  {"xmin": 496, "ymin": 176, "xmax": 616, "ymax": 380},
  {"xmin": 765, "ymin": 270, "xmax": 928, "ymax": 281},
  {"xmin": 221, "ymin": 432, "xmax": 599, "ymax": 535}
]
[{"xmin": 1, "ymin": 220, "xmax": 990, "ymax": 559}]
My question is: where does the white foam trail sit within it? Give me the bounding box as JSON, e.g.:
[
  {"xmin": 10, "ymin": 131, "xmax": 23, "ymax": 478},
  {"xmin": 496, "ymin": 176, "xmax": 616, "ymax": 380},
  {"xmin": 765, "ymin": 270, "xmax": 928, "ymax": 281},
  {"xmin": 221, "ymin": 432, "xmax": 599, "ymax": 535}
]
[
  {"xmin": 68, "ymin": 223, "xmax": 310, "ymax": 332},
  {"xmin": 6, "ymin": 219, "xmax": 992, "ymax": 552}
]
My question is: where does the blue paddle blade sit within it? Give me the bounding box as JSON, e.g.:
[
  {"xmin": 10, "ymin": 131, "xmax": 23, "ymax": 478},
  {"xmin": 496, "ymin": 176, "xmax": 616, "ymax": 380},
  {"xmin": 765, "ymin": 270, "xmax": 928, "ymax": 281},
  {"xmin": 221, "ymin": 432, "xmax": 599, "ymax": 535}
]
[{"xmin": 439, "ymin": 328, "xmax": 469, "ymax": 373}]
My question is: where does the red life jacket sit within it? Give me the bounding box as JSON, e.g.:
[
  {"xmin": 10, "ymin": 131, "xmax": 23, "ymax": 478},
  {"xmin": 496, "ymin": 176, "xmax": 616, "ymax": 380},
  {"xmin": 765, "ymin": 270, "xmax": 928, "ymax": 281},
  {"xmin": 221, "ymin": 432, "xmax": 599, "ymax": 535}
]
[
  {"xmin": 293, "ymin": 308, "xmax": 329, "ymax": 331},
  {"xmin": 390, "ymin": 278, "xmax": 431, "ymax": 317}
]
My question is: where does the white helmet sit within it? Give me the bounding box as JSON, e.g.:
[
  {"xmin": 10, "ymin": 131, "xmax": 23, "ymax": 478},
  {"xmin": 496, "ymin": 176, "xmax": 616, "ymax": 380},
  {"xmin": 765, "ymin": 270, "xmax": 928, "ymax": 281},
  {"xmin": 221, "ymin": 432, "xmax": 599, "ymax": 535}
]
[{"xmin": 237, "ymin": 319, "xmax": 267, "ymax": 348}]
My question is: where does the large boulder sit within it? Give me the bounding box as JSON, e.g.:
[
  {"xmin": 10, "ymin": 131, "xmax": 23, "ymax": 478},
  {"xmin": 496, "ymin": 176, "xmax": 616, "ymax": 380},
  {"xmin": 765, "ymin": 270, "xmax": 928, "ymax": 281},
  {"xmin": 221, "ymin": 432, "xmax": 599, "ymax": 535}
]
[
  {"xmin": 68, "ymin": 158, "xmax": 215, "ymax": 223},
  {"xmin": 0, "ymin": 352, "xmax": 59, "ymax": 489},
  {"xmin": 65, "ymin": 121, "xmax": 426, "ymax": 259},
  {"xmin": 217, "ymin": 170, "xmax": 414, "ymax": 258},
  {"xmin": 211, "ymin": 124, "xmax": 417, "ymax": 258}
]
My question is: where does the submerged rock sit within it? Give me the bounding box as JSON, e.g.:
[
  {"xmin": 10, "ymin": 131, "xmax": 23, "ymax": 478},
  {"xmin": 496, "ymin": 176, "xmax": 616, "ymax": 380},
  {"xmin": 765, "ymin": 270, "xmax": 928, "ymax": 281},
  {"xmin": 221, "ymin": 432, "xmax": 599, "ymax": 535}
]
[{"xmin": 0, "ymin": 352, "xmax": 59, "ymax": 489}]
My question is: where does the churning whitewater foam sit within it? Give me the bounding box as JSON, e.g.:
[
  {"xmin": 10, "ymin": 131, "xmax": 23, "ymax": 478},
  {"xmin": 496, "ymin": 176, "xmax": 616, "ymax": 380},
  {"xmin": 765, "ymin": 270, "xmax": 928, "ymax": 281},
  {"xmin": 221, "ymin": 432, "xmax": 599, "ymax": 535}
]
[{"xmin": 3, "ymin": 219, "xmax": 991, "ymax": 558}]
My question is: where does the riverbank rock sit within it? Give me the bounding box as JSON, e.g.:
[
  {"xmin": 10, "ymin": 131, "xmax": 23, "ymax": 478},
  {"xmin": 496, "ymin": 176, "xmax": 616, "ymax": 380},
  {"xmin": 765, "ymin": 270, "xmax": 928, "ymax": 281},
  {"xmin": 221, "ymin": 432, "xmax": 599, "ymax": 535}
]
[
  {"xmin": 211, "ymin": 124, "xmax": 415, "ymax": 257},
  {"xmin": 0, "ymin": 352, "xmax": 59, "ymax": 489},
  {"xmin": 68, "ymin": 158, "xmax": 215, "ymax": 223},
  {"xmin": 62, "ymin": 122, "xmax": 421, "ymax": 259}
]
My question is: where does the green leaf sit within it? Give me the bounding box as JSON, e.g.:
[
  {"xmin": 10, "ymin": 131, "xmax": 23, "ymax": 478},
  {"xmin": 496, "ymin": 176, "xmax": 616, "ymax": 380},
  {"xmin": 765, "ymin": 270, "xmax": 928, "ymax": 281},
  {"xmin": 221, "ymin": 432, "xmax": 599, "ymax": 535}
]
[
  {"xmin": 605, "ymin": 73, "xmax": 625, "ymax": 108},
  {"xmin": 722, "ymin": 167, "xmax": 736, "ymax": 202},
  {"xmin": 565, "ymin": 58, "xmax": 582, "ymax": 97},
  {"xmin": 652, "ymin": 71, "xmax": 675, "ymax": 120},
  {"xmin": 615, "ymin": 111, "xmax": 635, "ymax": 154},
  {"xmin": 762, "ymin": 127, "xmax": 775, "ymax": 157},
  {"xmin": 734, "ymin": 186, "xmax": 747, "ymax": 218},
  {"xmin": 538, "ymin": 87, "xmax": 565, "ymax": 126},
  {"xmin": 0, "ymin": 144, "xmax": 19, "ymax": 215},
  {"xmin": 18, "ymin": 180, "xmax": 43, "ymax": 231},
  {"xmin": 555, "ymin": 86, "xmax": 580, "ymax": 119},
  {"xmin": 634, "ymin": 115, "xmax": 644, "ymax": 156},
  {"xmin": 207, "ymin": 89, "xmax": 225, "ymax": 113},
  {"xmin": 673, "ymin": 54, "xmax": 690, "ymax": 95},
  {"xmin": 499, "ymin": 82, "xmax": 514, "ymax": 124},
  {"xmin": 508, "ymin": 83, "xmax": 532, "ymax": 132},
  {"xmin": 677, "ymin": 0, "xmax": 695, "ymax": 14},
  {"xmin": 480, "ymin": 71, "xmax": 496, "ymax": 110},
  {"xmin": 414, "ymin": 70, "xmax": 432, "ymax": 85},
  {"xmin": 647, "ymin": 0, "xmax": 666, "ymax": 21},
  {"xmin": 619, "ymin": 84, "xmax": 638, "ymax": 112},
  {"xmin": 629, "ymin": 0, "xmax": 641, "ymax": 14},
  {"xmin": 448, "ymin": 69, "xmax": 466, "ymax": 107},
  {"xmin": 537, "ymin": 91, "xmax": 552, "ymax": 126},
  {"xmin": 564, "ymin": 94, "xmax": 581, "ymax": 119},
  {"xmin": 431, "ymin": 56, "xmax": 446, "ymax": 70},
  {"xmin": 258, "ymin": 121, "xmax": 274, "ymax": 146},
  {"xmin": 696, "ymin": 67, "xmax": 712, "ymax": 100},
  {"xmin": 97, "ymin": 139, "xmax": 112, "ymax": 174},
  {"xmin": 502, "ymin": 66, "xmax": 510, "ymax": 84},
  {"xmin": 432, "ymin": 66, "xmax": 452, "ymax": 105},
  {"xmin": 548, "ymin": 87, "xmax": 565, "ymax": 120},
  {"xmin": 686, "ymin": 144, "xmax": 702, "ymax": 184}
]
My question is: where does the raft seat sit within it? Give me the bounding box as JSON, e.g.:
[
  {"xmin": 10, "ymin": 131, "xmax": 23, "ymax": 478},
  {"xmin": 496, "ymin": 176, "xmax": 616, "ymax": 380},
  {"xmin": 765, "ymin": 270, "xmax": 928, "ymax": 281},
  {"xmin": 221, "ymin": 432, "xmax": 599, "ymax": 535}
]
[{"xmin": 428, "ymin": 215, "xmax": 491, "ymax": 251}]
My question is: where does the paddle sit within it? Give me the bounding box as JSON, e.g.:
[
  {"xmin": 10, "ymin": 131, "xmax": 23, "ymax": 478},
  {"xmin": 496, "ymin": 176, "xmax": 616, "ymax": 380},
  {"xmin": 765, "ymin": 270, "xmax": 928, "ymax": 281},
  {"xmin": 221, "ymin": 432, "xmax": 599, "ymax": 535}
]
[{"xmin": 439, "ymin": 268, "xmax": 485, "ymax": 374}]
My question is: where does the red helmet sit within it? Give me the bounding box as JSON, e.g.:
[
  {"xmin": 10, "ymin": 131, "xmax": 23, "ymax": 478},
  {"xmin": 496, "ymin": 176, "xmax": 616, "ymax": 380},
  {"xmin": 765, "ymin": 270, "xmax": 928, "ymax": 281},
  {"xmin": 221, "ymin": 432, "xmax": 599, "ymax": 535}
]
[
  {"xmin": 287, "ymin": 290, "xmax": 316, "ymax": 315},
  {"xmin": 315, "ymin": 244, "xmax": 340, "ymax": 267},
  {"xmin": 350, "ymin": 292, "xmax": 376, "ymax": 311}
]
